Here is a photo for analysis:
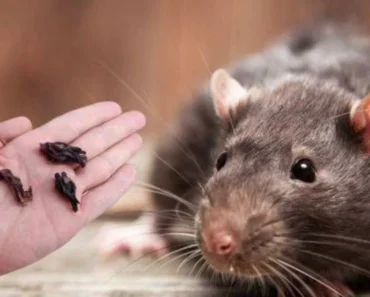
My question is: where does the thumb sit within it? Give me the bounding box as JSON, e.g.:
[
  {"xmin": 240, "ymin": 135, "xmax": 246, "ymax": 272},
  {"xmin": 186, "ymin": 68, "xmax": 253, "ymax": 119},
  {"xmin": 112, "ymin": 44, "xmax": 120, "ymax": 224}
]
[{"xmin": 0, "ymin": 117, "xmax": 33, "ymax": 149}]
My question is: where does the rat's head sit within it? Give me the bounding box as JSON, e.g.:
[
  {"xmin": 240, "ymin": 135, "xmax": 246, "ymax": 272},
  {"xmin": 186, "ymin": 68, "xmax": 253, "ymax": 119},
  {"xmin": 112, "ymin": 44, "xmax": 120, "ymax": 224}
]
[{"xmin": 195, "ymin": 69, "xmax": 370, "ymax": 281}]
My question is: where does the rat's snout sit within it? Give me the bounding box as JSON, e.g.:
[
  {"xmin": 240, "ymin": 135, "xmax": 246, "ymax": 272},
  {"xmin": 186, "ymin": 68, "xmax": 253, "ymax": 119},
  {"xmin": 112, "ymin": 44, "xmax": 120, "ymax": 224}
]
[
  {"xmin": 198, "ymin": 206, "xmax": 244, "ymax": 275},
  {"xmin": 202, "ymin": 230, "xmax": 236, "ymax": 256},
  {"xmin": 199, "ymin": 206, "xmax": 240, "ymax": 262},
  {"xmin": 197, "ymin": 195, "xmax": 288, "ymax": 277}
]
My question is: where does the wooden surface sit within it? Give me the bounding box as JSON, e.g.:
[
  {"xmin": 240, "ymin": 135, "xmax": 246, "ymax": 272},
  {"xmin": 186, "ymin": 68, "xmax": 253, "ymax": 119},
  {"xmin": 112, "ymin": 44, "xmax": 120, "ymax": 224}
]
[
  {"xmin": 0, "ymin": 219, "xmax": 230, "ymax": 297},
  {"xmin": 1, "ymin": 219, "xmax": 370, "ymax": 297}
]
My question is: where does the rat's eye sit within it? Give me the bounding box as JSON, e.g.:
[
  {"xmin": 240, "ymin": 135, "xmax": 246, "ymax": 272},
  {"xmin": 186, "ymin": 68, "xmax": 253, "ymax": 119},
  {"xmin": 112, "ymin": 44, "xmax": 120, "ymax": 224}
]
[
  {"xmin": 216, "ymin": 151, "xmax": 228, "ymax": 170},
  {"xmin": 290, "ymin": 158, "xmax": 316, "ymax": 183}
]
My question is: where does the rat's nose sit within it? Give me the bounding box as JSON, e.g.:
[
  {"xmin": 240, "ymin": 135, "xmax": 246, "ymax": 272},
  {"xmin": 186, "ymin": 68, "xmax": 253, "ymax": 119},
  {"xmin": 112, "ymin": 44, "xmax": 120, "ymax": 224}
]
[{"xmin": 203, "ymin": 231, "xmax": 236, "ymax": 256}]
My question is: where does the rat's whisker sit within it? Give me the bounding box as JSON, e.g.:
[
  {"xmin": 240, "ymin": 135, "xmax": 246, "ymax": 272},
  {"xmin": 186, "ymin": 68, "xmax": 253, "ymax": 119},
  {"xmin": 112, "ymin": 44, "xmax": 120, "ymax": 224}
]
[
  {"xmin": 150, "ymin": 152, "xmax": 194, "ymax": 186},
  {"xmin": 263, "ymin": 261, "xmax": 301, "ymax": 297},
  {"xmin": 142, "ymin": 210, "xmax": 195, "ymax": 224},
  {"xmin": 120, "ymin": 219, "xmax": 194, "ymax": 231},
  {"xmin": 178, "ymin": 249, "xmax": 202, "ymax": 274},
  {"xmin": 97, "ymin": 242, "xmax": 185, "ymax": 289},
  {"xmin": 153, "ymin": 207, "xmax": 195, "ymax": 219},
  {"xmin": 158, "ymin": 249, "xmax": 197, "ymax": 272},
  {"xmin": 159, "ymin": 232, "xmax": 196, "ymax": 239},
  {"xmin": 151, "ymin": 247, "xmax": 194, "ymax": 266},
  {"xmin": 114, "ymin": 217, "xmax": 193, "ymax": 230},
  {"xmin": 130, "ymin": 212, "xmax": 193, "ymax": 224},
  {"xmin": 157, "ymin": 225, "xmax": 196, "ymax": 234},
  {"xmin": 271, "ymin": 258, "xmax": 316, "ymax": 297},
  {"xmin": 196, "ymin": 46, "xmax": 212, "ymax": 76},
  {"xmin": 140, "ymin": 211, "xmax": 195, "ymax": 225},
  {"xmin": 225, "ymin": 277, "xmax": 235, "ymax": 297},
  {"xmin": 252, "ymin": 264, "xmax": 267, "ymax": 297},
  {"xmin": 140, "ymin": 88, "xmax": 157, "ymax": 111},
  {"xmin": 143, "ymin": 217, "xmax": 194, "ymax": 229},
  {"xmin": 279, "ymin": 237, "xmax": 370, "ymax": 255},
  {"xmin": 143, "ymin": 244, "xmax": 198, "ymax": 272},
  {"xmin": 282, "ymin": 256, "xmax": 354, "ymax": 297},
  {"xmin": 136, "ymin": 190, "xmax": 194, "ymax": 212},
  {"xmin": 173, "ymin": 201, "xmax": 198, "ymax": 223},
  {"xmin": 210, "ymin": 265, "xmax": 218, "ymax": 285},
  {"xmin": 195, "ymin": 257, "xmax": 208, "ymax": 278},
  {"xmin": 251, "ymin": 215, "xmax": 296, "ymax": 238},
  {"xmin": 329, "ymin": 107, "xmax": 366, "ymax": 121},
  {"xmin": 263, "ymin": 268, "xmax": 284, "ymax": 297},
  {"xmin": 305, "ymin": 233, "xmax": 370, "ymax": 246},
  {"xmin": 329, "ymin": 110, "xmax": 352, "ymax": 120},
  {"xmin": 197, "ymin": 181, "xmax": 208, "ymax": 197},
  {"xmin": 100, "ymin": 231, "xmax": 193, "ymax": 249},
  {"xmin": 229, "ymin": 116, "xmax": 236, "ymax": 137},
  {"xmin": 133, "ymin": 183, "xmax": 197, "ymax": 212},
  {"xmin": 221, "ymin": 271, "xmax": 227, "ymax": 284},
  {"xmin": 133, "ymin": 181, "xmax": 196, "ymax": 204},
  {"xmin": 154, "ymin": 208, "xmax": 194, "ymax": 216},
  {"xmin": 299, "ymin": 249, "xmax": 370, "ymax": 276},
  {"xmin": 275, "ymin": 258, "xmax": 344, "ymax": 297}
]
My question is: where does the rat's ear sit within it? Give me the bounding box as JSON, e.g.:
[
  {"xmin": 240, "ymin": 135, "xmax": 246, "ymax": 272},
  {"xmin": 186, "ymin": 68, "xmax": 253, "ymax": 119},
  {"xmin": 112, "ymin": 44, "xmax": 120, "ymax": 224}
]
[
  {"xmin": 210, "ymin": 69, "xmax": 248, "ymax": 119},
  {"xmin": 350, "ymin": 96, "xmax": 370, "ymax": 152}
]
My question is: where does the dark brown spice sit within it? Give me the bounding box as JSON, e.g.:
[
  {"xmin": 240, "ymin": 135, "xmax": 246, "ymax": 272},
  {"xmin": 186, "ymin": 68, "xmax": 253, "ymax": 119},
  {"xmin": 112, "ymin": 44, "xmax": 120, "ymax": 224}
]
[
  {"xmin": 0, "ymin": 169, "xmax": 33, "ymax": 205},
  {"xmin": 40, "ymin": 142, "xmax": 87, "ymax": 167},
  {"xmin": 54, "ymin": 172, "xmax": 79, "ymax": 212}
]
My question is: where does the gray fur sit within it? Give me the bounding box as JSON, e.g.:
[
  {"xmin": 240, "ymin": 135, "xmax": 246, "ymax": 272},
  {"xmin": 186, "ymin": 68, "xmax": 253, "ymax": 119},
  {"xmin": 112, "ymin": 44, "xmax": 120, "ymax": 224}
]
[{"xmin": 149, "ymin": 22, "xmax": 370, "ymax": 292}]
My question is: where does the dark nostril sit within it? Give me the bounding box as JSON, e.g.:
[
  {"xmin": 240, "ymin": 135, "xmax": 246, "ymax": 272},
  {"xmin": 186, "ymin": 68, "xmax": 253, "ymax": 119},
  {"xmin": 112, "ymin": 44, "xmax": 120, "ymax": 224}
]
[
  {"xmin": 217, "ymin": 242, "xmax": 232, "ymax": 254},
  {"xmin": 214, "ymin": 234, "xmax": 235, "ymax": 256}
]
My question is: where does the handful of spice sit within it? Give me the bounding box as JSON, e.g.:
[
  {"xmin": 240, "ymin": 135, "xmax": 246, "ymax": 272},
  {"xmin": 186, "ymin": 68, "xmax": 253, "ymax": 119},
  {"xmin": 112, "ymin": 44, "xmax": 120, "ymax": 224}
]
[
  {"xmin": 0, "ymin": 141, "xmax": 86, "ymax": 212},
  {"xmin": 40, "ymin": 141, "xmax": 87, "ymax": 212},
  {"xmin": 0, "ymin": 169, "xmax": 33, "ymax": 206}
]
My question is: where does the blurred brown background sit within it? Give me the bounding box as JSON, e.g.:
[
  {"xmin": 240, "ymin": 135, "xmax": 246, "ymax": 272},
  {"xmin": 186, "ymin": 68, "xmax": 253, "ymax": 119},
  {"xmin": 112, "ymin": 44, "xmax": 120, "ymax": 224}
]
[
  {"xmin": 0, "ymin": 0, "xmax": 369, "ymax": 214},
  {"xmin": 1, "ymin": 0, "xmax": 370, "ymax": 131}
]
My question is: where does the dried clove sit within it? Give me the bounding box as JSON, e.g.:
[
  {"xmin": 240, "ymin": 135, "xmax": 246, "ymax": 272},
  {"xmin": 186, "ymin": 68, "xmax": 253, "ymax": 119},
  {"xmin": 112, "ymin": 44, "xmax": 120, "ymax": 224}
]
[
  {"xmin": 54, "ymin": 172, "xmax": 79, "ymax": 212},
  {"xmin": 0, "ymin": 169, "xmax": 33, "ymax": 206},
  {"xmin": 40, "ymin": 142, "xmax": 87, "ymax": 168}
]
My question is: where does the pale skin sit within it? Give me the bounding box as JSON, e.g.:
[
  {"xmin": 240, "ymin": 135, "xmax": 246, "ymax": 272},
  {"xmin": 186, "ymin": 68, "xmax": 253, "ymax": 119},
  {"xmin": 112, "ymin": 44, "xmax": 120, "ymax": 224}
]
[{"xmin": 0, "ymin": 101, "xmax": 146, "ymax": 275}]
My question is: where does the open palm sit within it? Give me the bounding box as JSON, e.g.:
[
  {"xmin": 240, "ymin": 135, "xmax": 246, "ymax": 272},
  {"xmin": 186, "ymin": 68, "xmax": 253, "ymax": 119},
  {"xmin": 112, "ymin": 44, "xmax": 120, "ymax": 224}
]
[{"xmin": 0, "ymin": 102, "xmax": 145, "ymax": 275}]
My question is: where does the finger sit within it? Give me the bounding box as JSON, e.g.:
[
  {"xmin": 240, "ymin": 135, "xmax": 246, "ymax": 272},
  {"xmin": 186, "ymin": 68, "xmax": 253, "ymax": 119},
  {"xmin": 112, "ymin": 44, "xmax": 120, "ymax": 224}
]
[
  {"xmin": 77, "ymin": 133, "xmax": 142, "ymax": 190},
  {"xmin": 81, "ymin": 164, "xmax": 136, "ymax": 222},
  {"xmin": 70, "ymin": 111, "xmax": 145, "ymax": 161},
  {"xmin": 0, "ymin": 117, "xmax": 32, "ymax": 148},
  {"xmin": 33, "ymin": 101, "xmax": 122, "ymax": 143}
]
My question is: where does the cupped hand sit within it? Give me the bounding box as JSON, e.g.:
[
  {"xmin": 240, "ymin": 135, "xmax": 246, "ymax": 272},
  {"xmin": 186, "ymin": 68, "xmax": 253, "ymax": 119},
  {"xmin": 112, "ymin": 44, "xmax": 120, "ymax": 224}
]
[{"xmin": 0, "ymin": 102, "xmax": 146, "ymax": 275}]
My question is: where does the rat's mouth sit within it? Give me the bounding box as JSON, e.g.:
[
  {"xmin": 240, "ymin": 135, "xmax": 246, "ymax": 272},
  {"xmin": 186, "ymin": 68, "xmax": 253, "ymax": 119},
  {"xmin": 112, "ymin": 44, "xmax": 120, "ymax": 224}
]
[
  {"xmin": 196, "ymin": 221, "xmax": 288, "ymax": 280},
  {"xmin": 202, "ymin": 251, "xmax": 271, "ymax": 280},
  {"xmin": 196, "ymin": 196, "xmax": 290, "ymax": 280},
  {"xmin": 200, "ymin": 247, "xmax": 274, "ymax": 279}
]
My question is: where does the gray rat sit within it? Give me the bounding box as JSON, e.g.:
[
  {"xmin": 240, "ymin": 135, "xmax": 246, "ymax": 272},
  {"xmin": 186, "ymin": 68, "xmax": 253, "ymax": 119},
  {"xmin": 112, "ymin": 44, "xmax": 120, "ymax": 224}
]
[{"xmin": 100, "ymin": 22, "xmax": 370, "ymax": 297}]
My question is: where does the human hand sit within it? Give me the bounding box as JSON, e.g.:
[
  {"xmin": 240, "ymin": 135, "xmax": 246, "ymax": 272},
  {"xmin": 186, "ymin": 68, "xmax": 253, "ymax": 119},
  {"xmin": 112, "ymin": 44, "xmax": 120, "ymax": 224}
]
[{"xmin": 0, "ymin": 102, "xmax": 145, "ymax": 275}]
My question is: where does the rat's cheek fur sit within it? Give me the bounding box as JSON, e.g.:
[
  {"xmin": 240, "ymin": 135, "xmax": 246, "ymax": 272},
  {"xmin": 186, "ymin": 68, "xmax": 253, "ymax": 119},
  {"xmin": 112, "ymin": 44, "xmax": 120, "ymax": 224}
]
[{"xmin": 273, "ymin": 184, "xmax": 370, "ymax": 281}]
